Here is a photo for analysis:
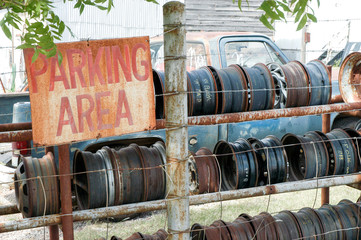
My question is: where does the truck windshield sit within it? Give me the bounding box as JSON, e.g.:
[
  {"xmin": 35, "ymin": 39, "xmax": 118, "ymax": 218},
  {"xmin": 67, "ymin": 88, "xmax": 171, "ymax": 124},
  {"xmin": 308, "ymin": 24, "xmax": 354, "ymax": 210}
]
[
  {"xmin": 225, "ymin": 41, "xmax": 284, "ymax": 67},
  {"xmin": 151, "ymin": 42, "xmax": 207, "ymax": 71}
]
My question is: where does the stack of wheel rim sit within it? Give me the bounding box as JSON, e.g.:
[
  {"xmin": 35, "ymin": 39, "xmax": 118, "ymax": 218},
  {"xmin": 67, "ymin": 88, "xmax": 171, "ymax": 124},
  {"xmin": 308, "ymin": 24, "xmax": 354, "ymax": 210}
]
[
  {"xmin": 118, "ymin": 229, "xmax": 168, "ymax": 240},
  {"xmin": 214, "ymin": 139, "xmax": 258, "ymax": 190},
  {"xmin": 14, "ymin": 152, "xmax": 59, "ymax": 217},
  {"xmin": 282, "ymin": 128, "xmax": 358, "ymax": 181},
  {"xmin": 187, "ymin": 68, "xmax": 219, "ymax": 115},
  {"xmin": 213, "ymin": 136, "xmax": 287, "ymax": 190},
  {"xmin": 232, "ymin": 64, "xmax": 275, "ymax": 111},
  {"xmin": 203, "ymin": 66, "xmax": 248, "ymax": 114},
  {"xmin": 191, "ymin": 199, "xmax": 361, "ymax": 240},
  {"xmin": 249, "ymin": 136, "xmax": 288, "ymax": 186},
  {"xmin": 73, "ymin": 142, "xmax": 166, "ymax": 209},
  {"xmin": 188, "ymin": 147, "xmax": 220, "ymax": 194},
  {"xmin": 267, "ymin": 60, "xmax": 331, "ymax": 108},
  {"xmin": 153, "ymin": 62, "xmax": 276, "ymax": 118}
]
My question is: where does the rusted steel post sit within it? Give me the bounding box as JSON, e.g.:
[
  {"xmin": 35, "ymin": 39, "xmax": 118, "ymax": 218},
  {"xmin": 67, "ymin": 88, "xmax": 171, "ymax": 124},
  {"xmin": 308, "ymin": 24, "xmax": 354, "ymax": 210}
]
[
  {"xmin": 0, "ymin": 205, "xmax": 19, "ymax": 216},
  {"xmin": 321, "ymin": 114, "xmax": 331, "ymax": 205},
  {"xmin": 58, "ymin": 144, "xmax": 73, "ymax": 240},
  {"xmin": 163, "ymin": 2, "xmax": 189, "ymax": 240},
  {"xmin": 46, "ymin": 146, "xmax": 59, "ymax": 240},
  {"xmin": 0, "ymin": 130, "xmax": 32, "ymax": 143},
  {"xmin": 155, "ymin": 102, "xmax": 361, "ymax": 128},
  {"xmin": 0, "ymin": 122, "xmax": 32, "ymax": 132}
]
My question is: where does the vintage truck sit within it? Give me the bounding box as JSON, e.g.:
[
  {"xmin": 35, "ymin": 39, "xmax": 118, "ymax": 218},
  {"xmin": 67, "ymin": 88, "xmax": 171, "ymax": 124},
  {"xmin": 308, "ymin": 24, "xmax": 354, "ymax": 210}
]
[{"xmin": 0, "ymin": 32, "xmax": 348, "ymax": 168}]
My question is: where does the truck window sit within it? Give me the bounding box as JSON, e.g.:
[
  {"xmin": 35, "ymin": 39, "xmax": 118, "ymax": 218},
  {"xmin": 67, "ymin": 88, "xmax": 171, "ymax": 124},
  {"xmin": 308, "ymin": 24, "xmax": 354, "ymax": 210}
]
[
  {"xmin": 225, "ymin": 41, "xmax": 284, "ymax": 67},
  {"xmin": 151, "ymin": 42, "xmax": 207, "ymax": 71}
]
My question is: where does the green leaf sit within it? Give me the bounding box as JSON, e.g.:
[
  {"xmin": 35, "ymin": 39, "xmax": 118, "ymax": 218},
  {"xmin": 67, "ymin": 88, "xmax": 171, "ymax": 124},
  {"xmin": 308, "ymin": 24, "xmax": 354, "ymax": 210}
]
[
  {"xmin": 97, "ymin": 5, "xmax": 107, "ymax": 10},
  {"xmin": 259, "ymin": 2, "xmax": 280, "ymax": 20},
  {"xmin": 307, "ymin": 13, "xmax": 317, "ymax": 23},
  {"xmin": 17, "ymin": 43, "xmax": 35, "ymax": 49},
  {"xmin": 145, "ymin": 0, "xmax": 158, "ymax": 4},
  {"xmin": 39, "ymin": 41, "xmax": 55, "ymax": 50},
  {"xmin": 278, "ymin": 2, "xmax": 291, "ymax": 12},
  {"xmin": 293, "ymin": 1, "xmax": 301, "ymax": 13},
  {"xmin": 297, "ymin": 14, "xmax": 308, "ymax": 31},
  {"xmin": 8, "ymin": 19, "xmax": 20, "ymax": 30},
  {"xmin": 30, "ymin": 22, "xmax": 43, "ymax": 29},
  {"xmin": 58, "ymin": 51, "xmax": 63, "ymax": 66},
  {"xmin": 259, "ymin": 15, "xmax": 275, "ymax": 30},
  {"xmin": 11, "ymin": 6, "xmax": 23, "ymax": 13},
  {"xmin": 80, "ymin": 4, "xmax": 85, "ymax": 14},
  {"xmin": 1, "ymin": 24, "xmax": 12, "ymax": 40},
  {"xmin": 47, "ymin": 47, "xmax": 57, "ymax": 57},
  {"xmin": 35, "ymin": 26, "xmax": 48, "ymax": 34},
  {"xmin": 294, "ymin": 10, "xmax": 303, "ymax": 23},
  {"xmin": 276, "ymin": 9, "xmax": 285, "ymax": 20},
  {"xmin": 32, "ymin": 49, "xmax": 40, "ymax": 63},
  {"xmin": 107, "ymin": 0, "xmax": 114, "ymax": 13},
  {"xmin": 74, "ymin": 0, "xmax": 82, "ymax": 8},
  {"xmin": 59, "ymin": 21, "xmax": 65, "ymax": 34}
]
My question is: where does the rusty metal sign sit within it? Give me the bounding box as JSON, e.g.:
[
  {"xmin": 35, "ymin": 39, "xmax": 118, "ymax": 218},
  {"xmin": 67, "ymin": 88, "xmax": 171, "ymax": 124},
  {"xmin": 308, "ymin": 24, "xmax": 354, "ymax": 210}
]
[{"xmin": 24, "ymin": 37, "xmax": 155, "ymax": 146}]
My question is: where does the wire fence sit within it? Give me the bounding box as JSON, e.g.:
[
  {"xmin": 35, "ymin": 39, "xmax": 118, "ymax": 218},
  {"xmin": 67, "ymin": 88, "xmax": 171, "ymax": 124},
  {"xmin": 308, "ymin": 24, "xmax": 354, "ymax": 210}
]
[{"xmin": 1, "ymin": 13, "xmax": 361, "ymax": 240}]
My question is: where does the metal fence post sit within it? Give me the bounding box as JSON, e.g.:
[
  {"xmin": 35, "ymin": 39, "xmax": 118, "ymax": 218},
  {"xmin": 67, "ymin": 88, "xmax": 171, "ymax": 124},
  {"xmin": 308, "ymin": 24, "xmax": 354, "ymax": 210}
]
[
  {"xmin": 321, "ymin": 114, "xmax": 331, "ymax": 205},
  {"xmin": 58, "ymin": 144, "xmax": 74, "ymax": 239},
  {"xmin": 163, "ymin": 2, "xmax": 189, "ymax": 240}
]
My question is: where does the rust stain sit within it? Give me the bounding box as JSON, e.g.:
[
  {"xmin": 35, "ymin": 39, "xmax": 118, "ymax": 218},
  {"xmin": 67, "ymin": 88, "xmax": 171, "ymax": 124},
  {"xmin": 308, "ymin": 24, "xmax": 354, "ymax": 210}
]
[
  {"xmin": 331, "ymin": 94, "xmax": 343, "ymax": 104},
  {"xmin": 0, "ymin": 130, "xmax": 32, "ymax": 143},
  {"xmin": 156, "ymin": 102, "xmax": 361, "ymax": 128},
  {"xmin": 24, "ymin": 37, "xmax": 155, "ymax": 146},
  {"xmin": 0, "ymin": 122, "xmax": 32, "ymax": 133},
  {"xmin": 266, "ymin": 185, "xmax": 277, "ymax": 195}
]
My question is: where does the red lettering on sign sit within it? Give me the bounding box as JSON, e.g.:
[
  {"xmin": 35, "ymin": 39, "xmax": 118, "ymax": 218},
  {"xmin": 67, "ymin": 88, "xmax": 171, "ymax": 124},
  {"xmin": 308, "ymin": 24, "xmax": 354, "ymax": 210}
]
[
  {"xmin": 105, "ymin": 47, "xmax": 113, "ymax": 84},
  {"xmin": 112, "ymin": 45, "xmax": 131, "ymax": 83},
  {"xmin": 67, "ymin": 49, "xmax": 87, "ymax": 89},
  {"xmin": 96, "ymin": 91, "xmax": 113, "ymax": 130},
  {"xmin": 50, "ymin": 57, "xmax": 70, "ymax": 91},
  {"xmin": 28, "ymin": 54, "xmax": 48, "ymax": 93},
  {"xmin": 115, "ymin": 90, "xmax": 133, "ymax": 127},
  {"xmin": 57, "ymin": 97, "xmax": 78, "ymax": 136},
  {"xmin": 132, "ymin": 43, "xmax": 150, "ymax": 81},
  {"xmin": 87, "ymin": 47, "xmax": 106, "ymax": 86},
  {"xmin": 76, "ymin": 94, "xmax": 95, "ymax": 133}
]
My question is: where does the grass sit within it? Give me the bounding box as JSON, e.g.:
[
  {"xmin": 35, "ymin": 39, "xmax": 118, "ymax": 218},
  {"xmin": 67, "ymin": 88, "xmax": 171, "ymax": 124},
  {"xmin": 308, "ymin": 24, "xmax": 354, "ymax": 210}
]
[{"xmin": 73, "ymin": 185, "xmax": 361, "ymax": 240}]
